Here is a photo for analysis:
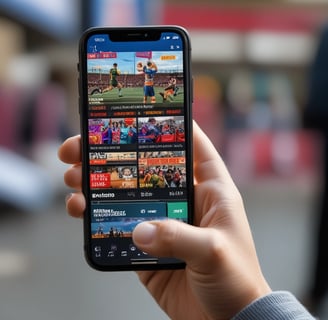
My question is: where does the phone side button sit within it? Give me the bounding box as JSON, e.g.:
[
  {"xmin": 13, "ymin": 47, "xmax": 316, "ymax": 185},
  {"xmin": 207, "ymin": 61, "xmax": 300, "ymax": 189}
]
[
  {"xmin": 78, "ymin": 77, "xmax": 81, "ymax": 114},
  {"xmin": 130, "ymin": 258, "xmax": 158, "ymax": 265},
  {"xmin": 192, "ymin": 77, "xmax": 194, "ymax": 103}
]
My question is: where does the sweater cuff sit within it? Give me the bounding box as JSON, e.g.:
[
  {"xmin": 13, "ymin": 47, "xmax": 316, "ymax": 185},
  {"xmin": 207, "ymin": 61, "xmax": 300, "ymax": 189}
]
[{"xmin": 231, "ymin": 291, "xmax": 315, "ymax": 320}]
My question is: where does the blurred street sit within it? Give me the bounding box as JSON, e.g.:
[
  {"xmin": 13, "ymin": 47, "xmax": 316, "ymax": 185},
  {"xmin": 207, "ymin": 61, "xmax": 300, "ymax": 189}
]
[{"xmin": 1, "ymin": 0, "xmax": 328, "ymax": 319}]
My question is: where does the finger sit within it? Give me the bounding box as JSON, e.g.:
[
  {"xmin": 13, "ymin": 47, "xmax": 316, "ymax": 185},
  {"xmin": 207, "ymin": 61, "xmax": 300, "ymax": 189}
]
[
  {"xmin": 133, "ymin": 219, "xmax": 223, "ymax": 272},
  {"xmin": 193, "ymin": 121, "xmax": 232, "ymax": 184},
  {"xmin": 65, "ymin": 192, "xmax": 85, "ymax": 218},
  {"xmin": 64, "ymin": 164, "xmax": 82, "ymax": 190},
  {"xmin": 58, "ymin": 135, "xmax": 81, "ymax": 164}
]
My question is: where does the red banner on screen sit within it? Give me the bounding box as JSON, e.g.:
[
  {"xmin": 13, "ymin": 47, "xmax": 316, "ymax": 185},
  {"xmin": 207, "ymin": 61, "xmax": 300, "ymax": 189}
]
[
  {"xmin": 136, "ymin": 51, "xmax": 152, "ymax": 59},
  {"xmin": 90, "ymin": 173, "xmax": 111, "ymax": 188},
  {"xmin": 87, "ymin": 52, "xmax": 117, "ymax": 59}
]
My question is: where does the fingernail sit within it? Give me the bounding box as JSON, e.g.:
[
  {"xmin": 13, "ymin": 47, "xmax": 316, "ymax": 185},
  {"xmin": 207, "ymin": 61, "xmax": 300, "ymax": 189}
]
[{"xmin": 134, "ymin": 222, "xmax": 157, "ymax": 245}]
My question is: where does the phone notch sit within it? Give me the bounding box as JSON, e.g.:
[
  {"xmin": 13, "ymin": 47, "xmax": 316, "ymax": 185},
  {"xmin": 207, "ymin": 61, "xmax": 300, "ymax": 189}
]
[{"xmin": 109, "ymin": 29, "xmax": 161, "ymax": 42}]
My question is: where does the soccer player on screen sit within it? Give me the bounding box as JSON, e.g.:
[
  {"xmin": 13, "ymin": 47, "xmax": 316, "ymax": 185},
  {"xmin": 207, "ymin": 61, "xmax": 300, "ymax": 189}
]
[
  {"xmin": 137, "ymin": 61, "xmax": 158, "ymax": 104},
  {"xmin": 160, "ymin": 76, "xmax": 178, "ymax": 102},
  {"xmin": 103, "ymin": 63, "xmax": 123, "ymax": 97}
]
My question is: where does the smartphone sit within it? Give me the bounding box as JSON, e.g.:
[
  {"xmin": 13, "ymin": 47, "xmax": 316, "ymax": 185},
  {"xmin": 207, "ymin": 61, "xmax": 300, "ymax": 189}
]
[{"xmin": 78, "ymin": 26, "xmax": 193, "ymax": 271}]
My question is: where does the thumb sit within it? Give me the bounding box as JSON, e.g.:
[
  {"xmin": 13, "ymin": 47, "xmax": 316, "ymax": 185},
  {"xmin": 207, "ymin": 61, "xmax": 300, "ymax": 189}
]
[{"xmin": 132, "ymin": 220, "xmax": 220, "ymax": 270}]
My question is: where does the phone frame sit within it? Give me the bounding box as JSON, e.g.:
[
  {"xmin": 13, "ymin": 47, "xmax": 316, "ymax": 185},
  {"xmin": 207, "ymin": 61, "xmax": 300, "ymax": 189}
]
[{"xmin": 78, "ymin": 26, "xmax": 193, "ymax": 271}]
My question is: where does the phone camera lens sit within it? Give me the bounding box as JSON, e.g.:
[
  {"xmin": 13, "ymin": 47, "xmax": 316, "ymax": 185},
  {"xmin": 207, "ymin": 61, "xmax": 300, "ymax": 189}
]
[{"xmin": 144, "ymin": 33, "xmax": 148, "ymax": 38}]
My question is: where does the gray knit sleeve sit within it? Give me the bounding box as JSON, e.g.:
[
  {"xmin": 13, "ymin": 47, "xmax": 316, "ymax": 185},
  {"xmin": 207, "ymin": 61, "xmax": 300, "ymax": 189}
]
[{"xmin": 231, "ymin": 291, "xmax": 315, "ymax": 320}]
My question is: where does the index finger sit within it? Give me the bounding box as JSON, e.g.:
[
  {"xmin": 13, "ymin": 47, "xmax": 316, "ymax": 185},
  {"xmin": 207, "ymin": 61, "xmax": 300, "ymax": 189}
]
[
  {"xmin": 58, "ymin": 123, "xmax": 232, "ymax": 183},
  {"xmin": 193, "ymin": 121, "xmax": 232, "ymax": 184},
  {"xmin": 58, "ymin": 135, "xmax": 81, "ymax": 164}
]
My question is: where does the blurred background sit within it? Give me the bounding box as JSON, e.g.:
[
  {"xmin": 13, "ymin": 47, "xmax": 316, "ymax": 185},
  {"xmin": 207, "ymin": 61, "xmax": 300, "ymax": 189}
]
[{"xmin": 0, "ymin": 0, "xmax": 328, "ymax": 319}]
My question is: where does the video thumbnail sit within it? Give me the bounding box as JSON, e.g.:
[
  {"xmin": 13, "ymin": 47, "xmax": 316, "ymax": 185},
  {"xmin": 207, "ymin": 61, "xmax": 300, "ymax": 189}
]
[
  {"xmin": 87, "ymin": 51, "xmax": 184, "ymax": 105},
  {"xmin": 90, "ymin": 165, "xmax": 137, "ymax": 189},
  {"xmin": 91, "ymin": 217, "xmax": 166, "ymax": 239},
  {"xmin": 138, "ymin": 151, "xmax": 186, "ymax": 188},
  {"xmin": 138, "ymin": 116, "xmax": 185, "ymax": 144},
  {"xmin": 88, "ymin": 118, "xmax": 137, "ymax": 145},
  {"xmin": 89, "ymin": 152, "xmax": 137, "ymax": 165}
]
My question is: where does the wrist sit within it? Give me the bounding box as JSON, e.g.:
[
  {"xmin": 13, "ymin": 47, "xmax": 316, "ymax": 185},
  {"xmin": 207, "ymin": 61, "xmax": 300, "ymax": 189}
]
[
  {"xmin": 231, "ymin": 291, "xmax": 315, "ymax": 320},
  {"xmin": 231, "ymin": 281, "xmax": 272, "ymax": 319}
]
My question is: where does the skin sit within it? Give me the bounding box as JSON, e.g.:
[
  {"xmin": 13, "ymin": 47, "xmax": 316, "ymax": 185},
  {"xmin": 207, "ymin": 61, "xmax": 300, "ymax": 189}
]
[{"xmin": 58, "ymin": 121, "xmax": 271, "ymax": 320}]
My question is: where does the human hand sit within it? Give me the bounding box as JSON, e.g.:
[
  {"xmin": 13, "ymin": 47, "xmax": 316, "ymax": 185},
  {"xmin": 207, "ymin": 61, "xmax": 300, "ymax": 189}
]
[{"xmin": 58, "ymin": 121, "xmax": 271, "ymax": 320}]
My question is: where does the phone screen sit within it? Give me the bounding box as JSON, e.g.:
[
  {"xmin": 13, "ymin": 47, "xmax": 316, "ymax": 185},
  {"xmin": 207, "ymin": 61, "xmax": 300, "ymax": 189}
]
[{"xmin": 79, "ymin": 27, "xmax": 193, "ymax": 270}]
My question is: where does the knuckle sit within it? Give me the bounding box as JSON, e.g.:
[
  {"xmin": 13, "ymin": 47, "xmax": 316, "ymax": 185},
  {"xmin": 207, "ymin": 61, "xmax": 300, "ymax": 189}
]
[{"xmin": 204, "ymin": 230, "xmax": 227, "ymax": 262}]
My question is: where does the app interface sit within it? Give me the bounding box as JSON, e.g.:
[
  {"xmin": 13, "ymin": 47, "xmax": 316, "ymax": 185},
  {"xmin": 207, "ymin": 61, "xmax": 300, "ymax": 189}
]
[{"xmin": 85, "ymin": 31, "xmax": 190, "ymax": 266}]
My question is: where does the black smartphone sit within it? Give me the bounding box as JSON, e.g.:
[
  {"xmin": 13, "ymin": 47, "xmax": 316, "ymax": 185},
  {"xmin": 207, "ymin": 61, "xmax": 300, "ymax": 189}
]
[{"xmin": 78, "ymin": 26, "xmax": 193, "ymax": 271}]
